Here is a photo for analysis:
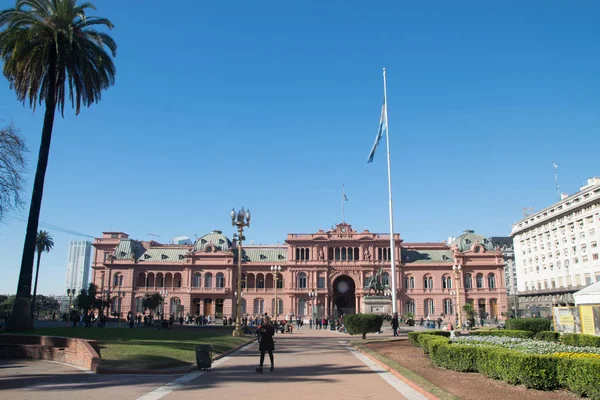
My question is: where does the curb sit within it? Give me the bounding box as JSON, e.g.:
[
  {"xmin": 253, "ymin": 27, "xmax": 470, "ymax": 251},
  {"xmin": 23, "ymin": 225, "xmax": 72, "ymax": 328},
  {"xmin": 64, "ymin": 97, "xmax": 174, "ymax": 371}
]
[
  {"xmin": 95, "ymin": 337, "xmax": 256, "ymax": 375},
  {"xmin": 351, "ymin": 343, "xmax": 439, "ymax": 400}
]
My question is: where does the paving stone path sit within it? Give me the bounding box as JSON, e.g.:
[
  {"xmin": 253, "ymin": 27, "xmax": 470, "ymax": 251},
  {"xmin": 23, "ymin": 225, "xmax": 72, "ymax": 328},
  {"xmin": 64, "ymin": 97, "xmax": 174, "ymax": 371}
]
[{"xmin": 0, "ymin": 327, "xmax": 427, "ymax": 400}]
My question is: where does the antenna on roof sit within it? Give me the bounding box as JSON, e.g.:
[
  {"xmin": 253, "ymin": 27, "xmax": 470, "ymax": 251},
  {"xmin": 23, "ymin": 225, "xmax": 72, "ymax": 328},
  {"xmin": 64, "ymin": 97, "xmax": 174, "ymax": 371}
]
[{"xmin": 553, "ymin": 161, "xmax": 560, "ymax": 201}]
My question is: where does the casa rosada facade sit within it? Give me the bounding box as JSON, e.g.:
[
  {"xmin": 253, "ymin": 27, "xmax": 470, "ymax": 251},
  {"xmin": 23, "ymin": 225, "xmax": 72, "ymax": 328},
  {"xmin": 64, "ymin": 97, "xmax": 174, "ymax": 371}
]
[{"xmin": 91, "ymin": 223, "xmax": 508, "ymax": 322}]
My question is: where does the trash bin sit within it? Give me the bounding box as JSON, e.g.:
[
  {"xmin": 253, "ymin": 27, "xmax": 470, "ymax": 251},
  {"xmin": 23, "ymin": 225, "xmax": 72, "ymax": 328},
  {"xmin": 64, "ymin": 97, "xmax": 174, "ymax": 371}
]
[{"xmin": 196, "ymin": 344, "xmax": 213, "ymax": 370}]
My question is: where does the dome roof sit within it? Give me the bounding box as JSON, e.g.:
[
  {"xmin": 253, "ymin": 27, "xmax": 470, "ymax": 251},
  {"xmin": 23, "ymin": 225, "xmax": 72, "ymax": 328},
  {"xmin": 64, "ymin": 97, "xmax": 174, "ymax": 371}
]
[
  {"xmin": 193, "ymin": 230, "xmax": 233, "ymax": 252},
  {"xmin": 453, "ymin": 230, "xmax": 494, "ymax": 252}
]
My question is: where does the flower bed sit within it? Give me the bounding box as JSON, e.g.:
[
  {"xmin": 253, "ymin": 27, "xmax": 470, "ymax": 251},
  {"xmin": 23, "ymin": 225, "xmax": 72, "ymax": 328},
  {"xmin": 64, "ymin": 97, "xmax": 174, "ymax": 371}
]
[
  {"xmin": 411, "ymin": 333, "xmax": 600, "ymax": 399},
  {"xmin": 454, "ymin": 335, "xmax": 600, "ymax": 355}
]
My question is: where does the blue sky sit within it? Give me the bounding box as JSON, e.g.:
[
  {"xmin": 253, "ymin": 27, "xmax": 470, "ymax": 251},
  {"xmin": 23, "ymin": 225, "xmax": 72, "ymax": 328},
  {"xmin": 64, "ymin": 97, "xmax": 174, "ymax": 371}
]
[{"xmin": 0, "ymin": 1, "xmax": 598, "ymax": 295}]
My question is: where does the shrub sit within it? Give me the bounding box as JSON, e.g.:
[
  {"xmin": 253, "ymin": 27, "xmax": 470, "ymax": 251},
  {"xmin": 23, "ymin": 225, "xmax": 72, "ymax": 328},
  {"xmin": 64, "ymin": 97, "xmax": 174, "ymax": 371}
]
[
  {"xmin": 469, "ymin": 330, "xmax": 534, "ymax": 339},
  {"xmin": 408, "ymin": 331, "xmax": 450, "ymax": 347},
  {"xmin": 560, "ymin": 333, "xmax": 600, "ymax": 348},
  {"xmin": 419, "ymin": 334, "xmax": 450, "ymax": 354},
  {"xmin": 343, "ymin": 314, "xmax": 383, "ymax": 339},
  {"xmin": 557, "ymin": 354, "xmax": 600, "ymax": 399},
  {"xmin": 506, "ymin": 318, "xmax": 551, "ymax": 333},
  {"xmin": 430, "ymin": 343, "xmax": 478, "ymax": 372},
  {"xmin": 534, "ymin": 331, "xmax": 560, "ymax": 342}
]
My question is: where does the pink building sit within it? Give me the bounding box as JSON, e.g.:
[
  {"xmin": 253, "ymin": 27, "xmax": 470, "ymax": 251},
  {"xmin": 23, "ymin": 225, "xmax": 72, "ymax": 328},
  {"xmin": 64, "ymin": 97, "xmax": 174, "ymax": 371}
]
[{"xmin": 91, "ymin": 224, "xmax": 507, "ymax": 323}]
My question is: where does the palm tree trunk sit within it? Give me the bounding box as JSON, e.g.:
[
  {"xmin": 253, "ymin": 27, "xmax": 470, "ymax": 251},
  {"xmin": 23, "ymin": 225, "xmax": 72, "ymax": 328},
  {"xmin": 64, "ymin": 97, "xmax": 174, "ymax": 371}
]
[
  {"xmin": 7, "ymin": 60, "xmax": 57, "ymax": 332},
  {"xmin": 31, "ymin": 252, "xmax": 42, "ymax": 318}
]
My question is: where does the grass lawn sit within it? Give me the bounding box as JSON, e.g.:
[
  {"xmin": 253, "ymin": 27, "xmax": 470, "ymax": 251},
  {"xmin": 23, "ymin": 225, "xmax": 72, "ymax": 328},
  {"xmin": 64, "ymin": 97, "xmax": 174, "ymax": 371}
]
[{"xmin": 13, "ymin": 327, "xmax": 251, "ymax": 371}]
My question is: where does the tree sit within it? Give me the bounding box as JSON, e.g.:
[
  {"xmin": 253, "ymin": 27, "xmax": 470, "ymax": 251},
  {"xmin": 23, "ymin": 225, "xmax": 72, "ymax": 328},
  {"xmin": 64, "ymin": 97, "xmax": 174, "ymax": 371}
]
[
  {"xmin": 0, "ymin": 0, "xmax": 117, "ymax": 331},
  {"xmin": 0, "ymin": 121, "xmax": 26, "ymax": 221},
  {"xmin": 31, "ymin": 230, "xmax": 53, "ymax": 317},
  {"xmin": 142, "ymin": 293, "xmax": 164, "ymax": 317},
  {"xmin": 75, "ymin": 283, "xmax": 101, "ymax": 313},
  {"xmin": 463, "ymin": 303, "xmax": 476, "ymax": 328},
  {"xmin": 343, "ymin": 314, "xmax": 384, "ymax": 340}
]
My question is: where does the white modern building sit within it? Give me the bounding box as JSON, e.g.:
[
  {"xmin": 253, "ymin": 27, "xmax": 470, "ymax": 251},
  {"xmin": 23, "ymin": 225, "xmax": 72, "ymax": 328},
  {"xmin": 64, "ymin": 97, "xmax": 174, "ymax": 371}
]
[
  {"xmin": 64, "ymin": 241, "xmax": 92, "ymax": 292},
  {"xmin": 491, "ymin": 237, "xmax": 519, "ymax": 316},
  {"xmin": 511, "ymin": 177, "xmax": 600, "ymax": 317},
  {"xmin": 171, "ymin": 236, "xmax": 192, "ymax": 245}
]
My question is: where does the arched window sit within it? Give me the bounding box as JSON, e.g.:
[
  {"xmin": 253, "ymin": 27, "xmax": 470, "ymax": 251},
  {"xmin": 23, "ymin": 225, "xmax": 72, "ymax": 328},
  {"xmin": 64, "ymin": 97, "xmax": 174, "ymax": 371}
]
[
  {"xmin": 405, "ymin": 300, "xmax": 415, "ymax": 314},
  {"xmin": 170, "ymin": 297, "xmax": 181, "ymax": 316},
  {"xmin": 113, "ymin": 272, "xmax": 123, "ymax": 287},
  {"xmin": 112, "ymin": 297, "xmax": 122, "ymax": 314},
  {"xmin": 404, "ymin": 275, "xmax": 415, "ymax": 289},
  {"xmin": 174, "ymin": 273, "xmax": 182, "ymax": 288},
  {"xmin": 204, "ymin": 273, "xmax": 213, "ymax": 288},
  {"xmin": 424, "ymin": 275, "xmax": 433, "ymax": 290},
  {"xmin": 193, "ymin": 273, "xmax": 201, "ymax": 288},
  {"xmin": 382, "ymin": 272, "xmax": 390, "ymax": 287},
  {"xmin": 443, "ymin": 299, "xmax": 453, "ymax": 315},
  {"xmin": 257, "ymin": 274, "xmax": 265, "ymax": 289},
  {"xmin": 425, "ymin": 299, "xmax": 435, "ymax": 316},
  {"xmin": 135, "ymin": 297, "xmax": 144, "ymax": 313},
  {"xmin": 271, "ymin": 299, "xmax": 284, "ymax": 315},
  {"xmin": 476, "ymin": 273, "xmax": 484, "ymax": 288},
  {"xmin": 156, "ymin": 273, "xmax": 164, "ymax": 288},
  {"xmin": 241, "ymin": 273, "xmax": 247, "ymax": 289},
  {"xmin": 298, "ymin": 298, "xmax": 307, "ymax": 316},
  {"xmin": 442, "ymin": 275, "xmax": 452, "ymax": 289},
  {"xmin": 464, "ymin": 274, "xmax": 473, "ymax": 289},
  {"xmin": 137, "ymin": 272, "xmax": 145, "ymax": 288},
  {"xmin": 488, "ymin": 274, "xmax": 496, "ymax": 289},
  {"xmin": 241, "ymin": 298, "xmax": 247, "ymax": 315},
  {"xmin": 253, "ymin": 298, "xmax": 264, "ymax": 315},
  {"xmin": 298, "ymin": 272, "xmax": 307, "ymax": 289},
  {"xmin": 216, "ymin": 273, "xmax": 225, "ymax": 288}
]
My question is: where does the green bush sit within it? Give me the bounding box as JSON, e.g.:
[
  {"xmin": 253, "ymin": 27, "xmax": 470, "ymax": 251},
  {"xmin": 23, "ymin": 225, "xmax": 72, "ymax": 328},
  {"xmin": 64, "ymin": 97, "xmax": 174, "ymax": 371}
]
[
  {"xmin": 430, "ymin": 343, "xmax": 478, "ymax": 372},
  {"xmin": 469, "ymin": 330, "xmax": 534, "ymax": 339},
  {"xmin": 505, "ymin": 318, "xmax": 551, "ymax": 333},
  {"xmin": 557, "ymin": 356, "xmax": 600, "ymax": 399},
  {"xmin": 343, "ymin": 314, "xmax": 383, "ymax": 339},
  {"xmin": 418, "ymin": 334, "xmax": 450, "ymax": 354},
  {"xmin": 408, "ymin": 331, "xmax": 450, "ymax": 347},
  {"xmin": 560, "ymin": 333, "xmax": 600, "ymax": 348},
  {"xmin": 534, "ymin": 331, "xmax": 560, "ymax": 342}
]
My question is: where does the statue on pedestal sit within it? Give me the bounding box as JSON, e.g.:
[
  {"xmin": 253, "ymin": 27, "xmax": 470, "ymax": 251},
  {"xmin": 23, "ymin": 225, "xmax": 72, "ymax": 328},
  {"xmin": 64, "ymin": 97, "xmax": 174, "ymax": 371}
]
[{"xmin": 366, "ymin": 267, "xmax": 384, "ymax": 296}]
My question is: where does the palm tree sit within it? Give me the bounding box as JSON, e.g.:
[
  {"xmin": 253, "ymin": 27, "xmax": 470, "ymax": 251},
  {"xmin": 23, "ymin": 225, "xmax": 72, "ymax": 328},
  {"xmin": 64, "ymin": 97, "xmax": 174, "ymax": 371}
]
[
  {"xmin": 0, "ymin": 0, "xmax": 116, "ymax": 331},
  {"xmin": 31, "ymin": 230, "xmax": 53, "ymax": 317}
]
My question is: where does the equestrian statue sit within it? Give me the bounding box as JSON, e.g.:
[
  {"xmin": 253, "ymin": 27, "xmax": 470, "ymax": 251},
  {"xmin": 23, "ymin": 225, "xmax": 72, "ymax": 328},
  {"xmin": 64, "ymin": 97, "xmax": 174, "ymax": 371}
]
[{"xmin": 367, "ymin": 267, "xmax": 385, "ymax": 296}]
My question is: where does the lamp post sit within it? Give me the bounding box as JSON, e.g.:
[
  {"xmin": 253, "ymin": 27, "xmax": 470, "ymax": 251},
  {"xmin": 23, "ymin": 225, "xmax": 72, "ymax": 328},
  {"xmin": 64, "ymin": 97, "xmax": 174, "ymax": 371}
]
[
  {"xmin": 452, "ymin": 264, "xmax": 462, "ymax": 328},
  {"xmin": 271, "ymin": 265, "xmax": 282, "ymax": 321},
  {"xmin": 308, "ymin": 290, "xmax": 317, "ymax": 324},
  {"xmin": 231, "ymin": 207, "xmax": 251, "ymax": 337},
  {"xmin": 66, "ymin": 288, "xmax": 76, "ymax": 327},
  {"xmin": 160, "ymin": 289, "xmax": 169, "ymax": 319},
  {"xmin": 117, "ymin": 290, "xmax": 126, "ymax": 327}
]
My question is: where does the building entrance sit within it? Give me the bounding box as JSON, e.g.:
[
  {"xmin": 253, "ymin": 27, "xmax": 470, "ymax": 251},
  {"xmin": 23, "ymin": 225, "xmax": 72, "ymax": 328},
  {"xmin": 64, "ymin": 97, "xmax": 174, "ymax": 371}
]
[{"xmin": 333, "ymin": 275, "xmax": 356, "ymax": 318}]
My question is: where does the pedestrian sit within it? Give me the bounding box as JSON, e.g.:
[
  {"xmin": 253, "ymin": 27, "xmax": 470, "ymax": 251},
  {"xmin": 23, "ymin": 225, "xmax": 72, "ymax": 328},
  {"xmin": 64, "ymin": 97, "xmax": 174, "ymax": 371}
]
[
  {"xmin": 255, "ymin": 316, "xmax": 275, "ymax": 373},
  {"xmin": 391, "ymin": 313, "xmax": 399, "ymax": 337}
]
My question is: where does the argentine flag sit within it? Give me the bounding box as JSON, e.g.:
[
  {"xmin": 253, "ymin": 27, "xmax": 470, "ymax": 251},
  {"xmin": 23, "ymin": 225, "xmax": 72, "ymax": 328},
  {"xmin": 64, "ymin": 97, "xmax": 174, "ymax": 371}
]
[{"xmin": 367, "ymin": 98, "xmax": 387, "ymax": 163}]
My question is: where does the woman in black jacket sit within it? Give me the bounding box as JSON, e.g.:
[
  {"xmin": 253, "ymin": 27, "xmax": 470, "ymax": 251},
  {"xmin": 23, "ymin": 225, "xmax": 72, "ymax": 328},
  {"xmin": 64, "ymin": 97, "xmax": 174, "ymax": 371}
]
[{"xmin": 256, "ymin": 316, "xmax": 275, "ymax": 373}]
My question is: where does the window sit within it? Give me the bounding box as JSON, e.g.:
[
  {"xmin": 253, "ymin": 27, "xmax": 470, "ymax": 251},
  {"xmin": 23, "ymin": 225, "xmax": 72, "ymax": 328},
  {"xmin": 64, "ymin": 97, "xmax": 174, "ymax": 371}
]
[
  {"xmin": 204, "ymin": 273, "xmax": 213, "ymax": 288},
  {"xmin": 253, "ymin": 299, "xmax": 264, "ymax": 315},
  {"xmin": 298, "ymin": 273, "xmax": 307, "ymax": 289},
  {"xmin": 111, "ymin": 233, "xmax": 118, "ymax": 238},
  {"xmin": 488, "ymin": 274, "xmax": 496, "ymax": 289},
  {"xmin": 476, "ymin": 274, "xmax": 483, "ymax": 289},
  {"xmin": 113, "ymin": 273, "xmax": 123, "ymax": 287},
  {"xmin": 592, "ymin": 241, "xmax": 598, "ymax": 248},
  {"xmin": 405, "ymin": 300, "xmax": 415, "ymax": 314},
  {"xmin": 135, "ymin": 297, "xmax": 144, "ymax": 313},
  {"xmin": 298, "ymin": 298, "xmax": 307, "ymax": 316},
  {"xmin": 574, "ymin": 257, "xmax": 579, "ymax": 264},
  {"xmin": 257, "ymin": 275, "xmax": 265, "ymax": 289},
  {"xmin": 464, "ymin": 274, "xmax": 472, "ymax": 289},
  {"xmin": 442, "ymin": 275, "xmax": 452, "ymax": 289},
  {"xmin": 216, "ymin": 273, "xmax": 225, "ymax": 288},
  {"xmin": 425, "ymin": 299, "xmax": 435, "ymax": 316},
  {"xmin": 276, "ymin": 278, "xmax": 283, "ymax": 289},
  {"xmin": 193, "ymin": 273, "xmax": 201, "ymax": 288},
  {"xmin": 404, "ymin": 276, "xmax": 415, "ymax": 289},
  {"xmin": 382, "ymin": 273, "xmax": 390, "ymax": 287},
  {"xmin": 443, "ymin": 299, "xmax": 453, "ymax": 316},
  {"xmin": 317, "ymin": 277, "xmax": 325, "ymax": 289},
  {"xmin": 424, "ymin": 276, "xmax": 433, "ymax": 290},
  {"xmin": 593, "ymin": 253, "xmax": 599, "ymax": 260}
]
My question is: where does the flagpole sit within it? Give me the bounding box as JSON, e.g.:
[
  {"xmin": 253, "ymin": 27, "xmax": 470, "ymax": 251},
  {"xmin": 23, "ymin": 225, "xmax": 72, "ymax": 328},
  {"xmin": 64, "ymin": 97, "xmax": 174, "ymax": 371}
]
[
  {"xmin": 342, "ymin": 184, "xmax": 345, "ymax": 223},
  {"xmin": 383, "ymin": 67, "xmax": 398, "ymax": 315}
]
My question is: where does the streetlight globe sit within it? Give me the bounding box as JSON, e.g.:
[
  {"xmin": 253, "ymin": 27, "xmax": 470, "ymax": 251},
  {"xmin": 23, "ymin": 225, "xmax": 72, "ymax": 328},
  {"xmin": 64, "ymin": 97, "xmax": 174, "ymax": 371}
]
[
  {"xmin": 246, "ymin": 209, "xmax": 251, "ymax": 223},
  {"xmin": 230, "ymin": 208, "xmax": 236, "ymax": 223}
]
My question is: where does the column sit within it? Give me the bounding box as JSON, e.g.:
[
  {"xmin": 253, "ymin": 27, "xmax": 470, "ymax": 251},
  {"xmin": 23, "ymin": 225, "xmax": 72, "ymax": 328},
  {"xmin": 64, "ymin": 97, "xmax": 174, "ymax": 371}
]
[
  {"xmin": 355, "ymin": 296, "xmax": 360, "ymax": 313},
  {"xmin": 325, "ymin": 295, "xmax": 329, "ymax": 316}
]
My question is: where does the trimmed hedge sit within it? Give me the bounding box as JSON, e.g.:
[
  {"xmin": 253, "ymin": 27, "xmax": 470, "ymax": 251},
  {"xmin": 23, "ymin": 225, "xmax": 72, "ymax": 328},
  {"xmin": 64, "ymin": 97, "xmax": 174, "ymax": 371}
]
[
  {"xmin": 557, "ymin": 355, "xmax": 600, "ymax": 399},
  {"xmin": 408, "ymin": 331, "xmax": 450, "ymax": 347},
  {"xmin": 534, "ymin": 331, "xmax": 560, "ymax": 342},
  {"xmin": 418, "ymin": 334, "xmax": 450, "ymax": 354},
  {"xmin": 469, "ymin": 330, "xmax": 534, "ymax": 339},
  {"xmin": 560, "ymin": 333, "xmax": 600, "ymax": 348},
  {"xmin": 343, "ymin": 314, "xmax": 383, "ymax": 339},
  {"xmin": 505, "ymin": 318, "xmax": 551, "ymax": 333}
]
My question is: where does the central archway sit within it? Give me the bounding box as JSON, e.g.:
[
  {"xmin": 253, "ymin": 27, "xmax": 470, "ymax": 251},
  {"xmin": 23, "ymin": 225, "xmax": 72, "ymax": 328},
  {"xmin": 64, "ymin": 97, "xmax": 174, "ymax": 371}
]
[{"xmin": 332, "ymin": 275, "xmax": 356, "ymax": 318}]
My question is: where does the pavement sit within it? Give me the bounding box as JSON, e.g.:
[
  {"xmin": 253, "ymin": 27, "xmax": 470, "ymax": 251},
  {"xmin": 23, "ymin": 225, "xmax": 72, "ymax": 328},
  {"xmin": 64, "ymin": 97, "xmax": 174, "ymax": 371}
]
[{"xmin": 0, "ymin": 326, "xmax": 430, "ymax": 400}]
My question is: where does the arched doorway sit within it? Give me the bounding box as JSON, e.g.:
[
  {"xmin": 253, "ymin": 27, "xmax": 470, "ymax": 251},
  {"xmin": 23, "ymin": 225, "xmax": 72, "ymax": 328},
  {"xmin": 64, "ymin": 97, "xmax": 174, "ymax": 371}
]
[{"xmin": 333, "ymin": 275, "xmax": 356, "ymax": 318}]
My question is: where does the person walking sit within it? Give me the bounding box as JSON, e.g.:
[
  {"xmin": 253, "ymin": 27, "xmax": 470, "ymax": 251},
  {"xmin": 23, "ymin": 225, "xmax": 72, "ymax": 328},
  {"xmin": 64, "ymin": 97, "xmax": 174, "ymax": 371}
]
[
  {"xmin": 391, "ymin": 313, "xmax": 399, "ymax": 337},
  {"xmin": 256, "ymin": 316, "xmax": 275, "ymax": 373}
]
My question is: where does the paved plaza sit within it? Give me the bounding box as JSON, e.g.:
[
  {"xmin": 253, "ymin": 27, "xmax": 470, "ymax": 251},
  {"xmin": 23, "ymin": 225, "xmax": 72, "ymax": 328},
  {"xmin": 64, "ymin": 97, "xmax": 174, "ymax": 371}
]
[{"xmin": 0, "ymin": 327, "xmax": 428, "ymax": 400}]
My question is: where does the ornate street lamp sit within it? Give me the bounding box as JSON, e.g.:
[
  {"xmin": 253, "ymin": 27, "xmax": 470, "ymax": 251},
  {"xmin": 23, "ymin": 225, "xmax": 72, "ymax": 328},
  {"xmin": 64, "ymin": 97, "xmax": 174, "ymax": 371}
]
[
  {"xmin": 231, "ymin": 207, "xmax": 251, "ymax": 337},
  {"xmin": 66, "ymin": 288, "xmax": 76, "ymax": 327},
  {"xmin": 308, "ymin": 289, "xmax": 317, "ymax": 322},
  {"xmin": 160, "ymin": 289, "xmax": 169, "ymax": 319},
  {"xmin": 452, "ymin": 264, "xmax": 463, "ymax": 328},
  {"xmin": 270, "ymin": 265, "xmax": 282, "ymax": 321},
  {"xmin": 117, "ymin": 290, "xmax": 126, "ymax": 327}
]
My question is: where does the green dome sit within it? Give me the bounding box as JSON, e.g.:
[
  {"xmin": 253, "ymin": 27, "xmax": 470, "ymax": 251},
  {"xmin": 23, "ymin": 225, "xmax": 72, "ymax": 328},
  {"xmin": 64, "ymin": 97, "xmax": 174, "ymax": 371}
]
[
  {"xmin": 194, "ymin": 230, "xmax": 233, "ymax": 252},
  {"xmin": 453, "ymin": 230, "xmax": 494, "ymax": 252}
]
